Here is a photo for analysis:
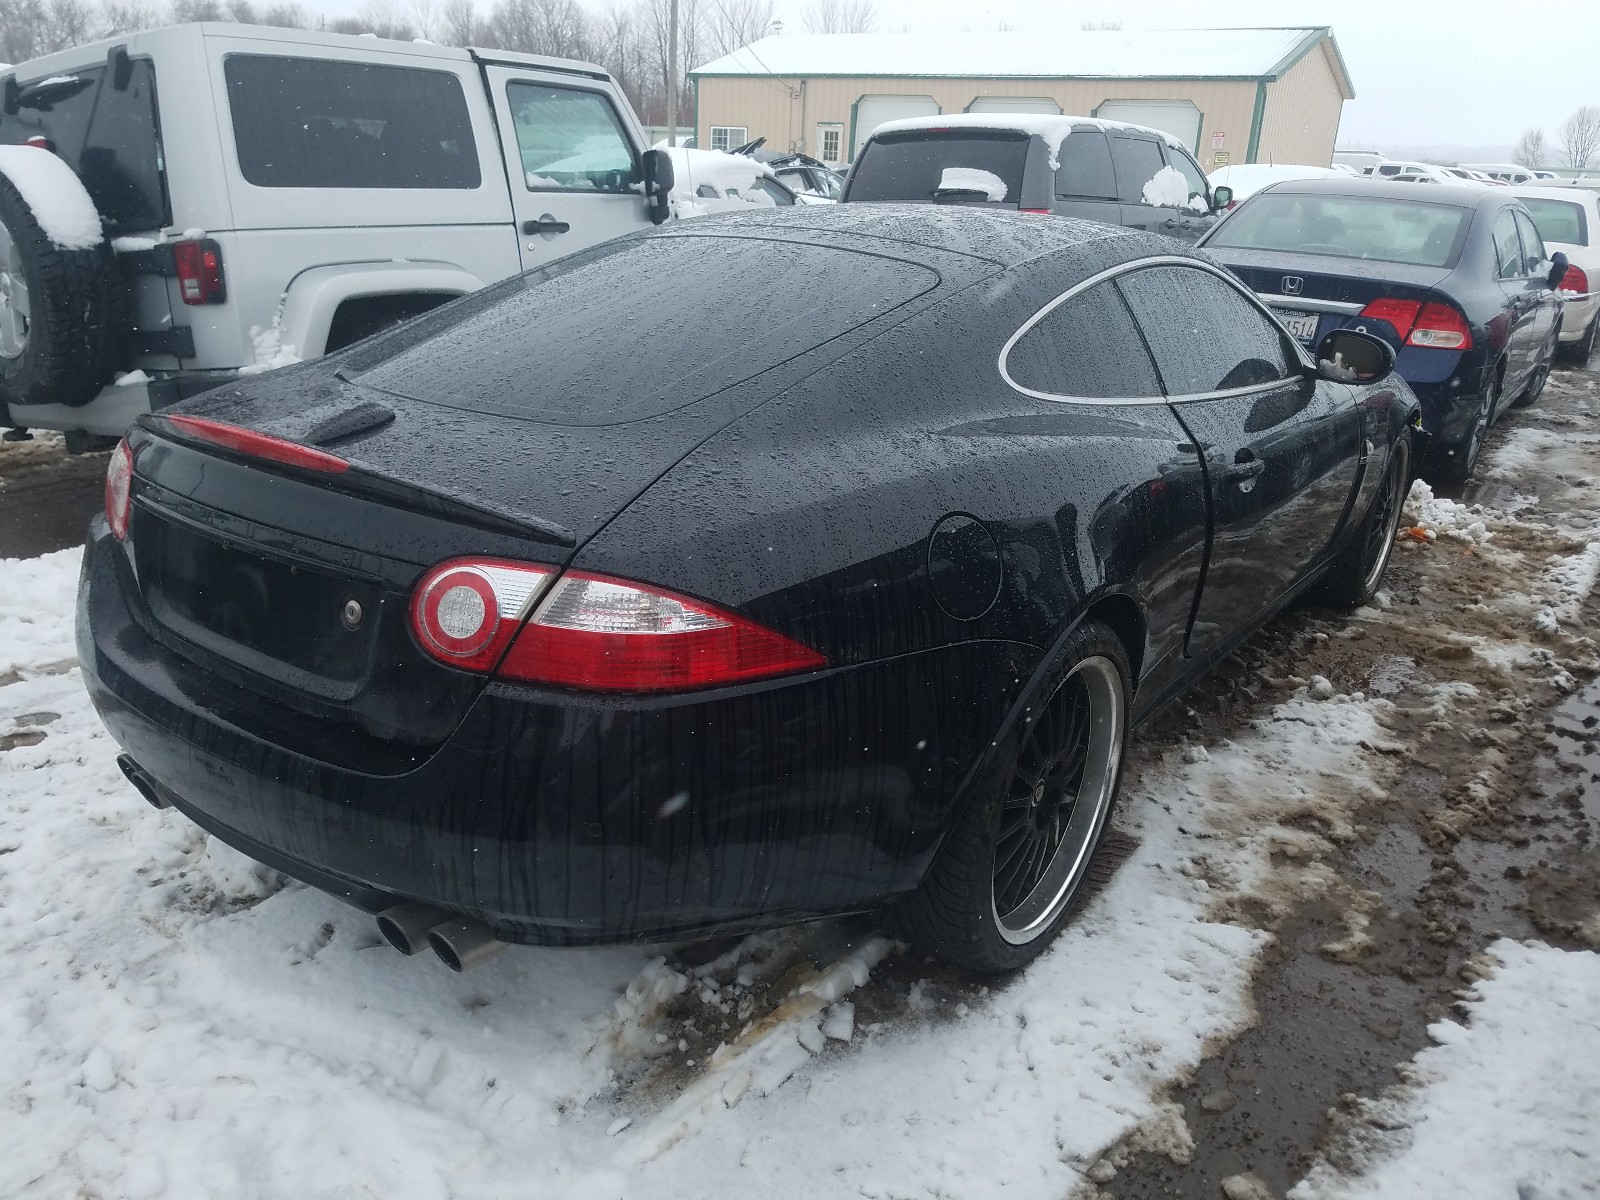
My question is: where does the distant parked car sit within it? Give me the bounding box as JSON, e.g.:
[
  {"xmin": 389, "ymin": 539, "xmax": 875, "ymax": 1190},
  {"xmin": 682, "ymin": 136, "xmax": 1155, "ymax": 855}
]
[
  {"xmin": 1201, "ymin": 178, "xmax": 1568, "ymax": 481},
  {"xmin": 841, "ymin": 113, "xmax": 1229, "ymax": 242},
  {"xmin": 1513, "ymin": 184, "xmax": 1599, "ymax": 362},
  {"xmin": 83, "ymin": 206, "xmax": 1417, "ymax": 974},
  {"xmin": 1331, "ymin": 149, "xmax": 1387, "ymax": 173},
  {"xmin": 1207, "ymin": 164, "xmax": 1343, "ymax": 207},
  {"xmin": 663, "ymin": 146, "xmax": 823, "ymax": 217},
  {"xmin": 1462, "ymin": 163, "xmax": 1537, "ymax": 185},
  {"xmin": 768, "ymin": 154, "xmax": 846, "ymax": 200}
]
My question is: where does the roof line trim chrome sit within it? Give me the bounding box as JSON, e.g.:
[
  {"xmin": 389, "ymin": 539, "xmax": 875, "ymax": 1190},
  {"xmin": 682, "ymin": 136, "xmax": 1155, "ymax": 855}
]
[{"xmin": 996, "ymin": 253, "xmax": 1315, "ymax": 408}]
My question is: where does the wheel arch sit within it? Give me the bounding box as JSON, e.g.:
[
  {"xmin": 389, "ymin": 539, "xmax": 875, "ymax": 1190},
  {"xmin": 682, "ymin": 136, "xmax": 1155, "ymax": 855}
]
[{"xmin": 277, "ymin": 262, "xmax": 486, "ymax": 360}]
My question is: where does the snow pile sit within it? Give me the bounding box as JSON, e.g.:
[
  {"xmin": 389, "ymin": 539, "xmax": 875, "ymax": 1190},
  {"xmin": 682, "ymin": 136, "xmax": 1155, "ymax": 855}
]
[
  {"xmin": 0, "ymin": 144, "xmax": 103, "ymax": 250},
  {"xmin": 239, "ymin": 323, "xmax": 300, "ymax": 375},
  {"xmin": 1290, "ymin": 940, "xmax": 1600, "ymax": 1200},
  {"xmin": 1402, "ymin": 479, "xmax": 1493, "ymax": 545},
  {"xmin": 1142, "ymin": 164, "xmax": 1191, "ymax": 209},
  {"xmin": 0, "ymin": 547, "xmax": 81, "ymax": 677},
  {"xmin": 937, "ymin": 167, "xmax": 1007, "ymax": 200}
]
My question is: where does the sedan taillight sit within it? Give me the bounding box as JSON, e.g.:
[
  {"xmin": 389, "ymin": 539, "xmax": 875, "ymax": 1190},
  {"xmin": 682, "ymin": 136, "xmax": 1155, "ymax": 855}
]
[
  {"xmin": 1356, "ymin": 298, "xmax": 1473, "ymax": 351},
  {"xmin": 1560, "ymin": 264, "xmax": 1590, "ymax": 296},
  {"xmin": 105, "ymin": 438, "xmax": 133, "ymax": 540},
  {"xmin": 409, "ymin": 560, "xmax": 826, "ymax": 692}
]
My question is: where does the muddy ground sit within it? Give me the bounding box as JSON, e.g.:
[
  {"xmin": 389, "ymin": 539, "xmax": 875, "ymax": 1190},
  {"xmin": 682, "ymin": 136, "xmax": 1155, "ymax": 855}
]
[{"xmin": 4, "ymin": 365, "xmax": 1597, "ymax": 1196}]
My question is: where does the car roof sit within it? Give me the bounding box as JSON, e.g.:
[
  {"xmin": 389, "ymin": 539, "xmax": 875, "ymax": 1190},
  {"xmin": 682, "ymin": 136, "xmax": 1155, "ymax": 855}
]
[
  {"xmin": 1256, "ymin": 176, "xmax": 1509, "ymax": 208},
  {"xmin": 663, "ymin": 202, "xmax": 1157, "ymax": 269},
  {"xmin": 1510, "ymin": 184, "xmax": 1600, "ymax": 209}
]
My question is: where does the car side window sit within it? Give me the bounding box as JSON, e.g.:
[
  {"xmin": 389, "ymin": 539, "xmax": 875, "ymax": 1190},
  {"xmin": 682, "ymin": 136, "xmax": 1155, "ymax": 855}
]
[
  {"xmin": 1492, "ymin": 210, "xmax": 1524, "ymax": 279},
  {"xmin": 1109, "ymin": 136, "xmax": 1167, "ymax": 205},
  {"xmin": 1003, "ymin": 279, "xmax": 1163, "ymax": 399},
  {"xmin": 1512, "ymin": 209, "xmax": 1548, "ymax": 274},
  {"xmin": 1165, "ymin": 148, "xmax": 1210, "ymax": 210},
  {"xmin": 749, "ymin": 177, "xmax": 794, "ymax": 206},
  {"xmin": 1115, "ymin": 264, "xmax": 1294, "ymax": 396},
  {"xmin": 1055, "ymin": 130, "xmax": 1117, "ymax": 200},
  {"xmin": 506, "ymin": 82, "xmax": 638, "ymax": 193}
]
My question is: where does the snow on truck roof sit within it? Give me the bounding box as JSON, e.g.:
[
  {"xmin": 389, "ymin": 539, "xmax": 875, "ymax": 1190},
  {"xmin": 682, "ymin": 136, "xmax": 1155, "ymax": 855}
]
[
  {"xmin": 692, "ymin": 28, "xmax": 1350, "ymax": 93},
  {"xmin": 866, "ymin": 113, "xmax": 1190, "ymax": 160}
]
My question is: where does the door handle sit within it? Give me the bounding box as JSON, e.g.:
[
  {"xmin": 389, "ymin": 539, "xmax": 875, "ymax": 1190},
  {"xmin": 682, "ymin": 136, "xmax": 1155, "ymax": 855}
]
[
  {"xmin": 1162, "ymin": 217, "xmax": 1184, "ymax": 229},
  {"xmin": 522, "ymin": 215, "xmax": 571, "ymax": 235},
  {"xmin": 1223, "ymin": 455, "xmax": 1266, "ymax": 483}
]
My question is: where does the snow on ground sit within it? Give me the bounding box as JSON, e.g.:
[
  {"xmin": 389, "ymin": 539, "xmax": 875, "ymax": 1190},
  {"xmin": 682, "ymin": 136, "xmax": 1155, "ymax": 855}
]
[
  {"xmin": 1290, "ymin": 940, "xmax": 1600, "ymax": 1200},
  {"xmin": 0, "ymin": 144, "xmax": 103, "ymax": 250},
  {"xmin": 2, "ymin": 547, "xmax": 1410, "ymax": 1199},
  {"xmin": 0, "ymin": 547, "xmax": 80, "ymax": 677}
]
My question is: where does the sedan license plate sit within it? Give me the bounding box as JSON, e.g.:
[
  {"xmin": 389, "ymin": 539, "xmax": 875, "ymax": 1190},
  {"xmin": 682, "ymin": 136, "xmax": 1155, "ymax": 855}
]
[{"xmin": 1277, "ymin": 309, "xmax": 1320, "ymax": 344}]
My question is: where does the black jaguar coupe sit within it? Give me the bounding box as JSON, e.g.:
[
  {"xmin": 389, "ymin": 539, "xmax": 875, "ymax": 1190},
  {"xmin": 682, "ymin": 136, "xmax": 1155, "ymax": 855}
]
[{"xmin": 81, "ymin": 206, "xmax": 1416, "ymax": 973}]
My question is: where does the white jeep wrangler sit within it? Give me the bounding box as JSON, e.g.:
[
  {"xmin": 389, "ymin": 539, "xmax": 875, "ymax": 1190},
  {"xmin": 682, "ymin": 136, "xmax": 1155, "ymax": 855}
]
[{"xmin": 0, "ymin": 23, "xmax": 674, "ymax": 442}]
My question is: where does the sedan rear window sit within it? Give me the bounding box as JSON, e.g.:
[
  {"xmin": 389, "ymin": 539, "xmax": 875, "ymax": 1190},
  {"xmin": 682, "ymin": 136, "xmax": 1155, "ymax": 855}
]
[
  {"xmin": 847, "ymin": 132, "xmax": 1027, "ymax": 204},
  {"xmin": 1207, "ymin": 193, "xmax": 1471, "ymax": 268},
  {"xmin": 354, "ymin": 236, "xmax": 939, "ymax": 424},
  {"xmin": 1521, "ymin": 198, "xmax": 1588, "ymax": 247}
]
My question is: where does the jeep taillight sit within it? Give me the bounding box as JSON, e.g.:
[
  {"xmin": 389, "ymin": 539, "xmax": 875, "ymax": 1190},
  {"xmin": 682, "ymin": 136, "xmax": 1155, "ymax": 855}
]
[{"xmin": 173, "ymin": 238, "xmax": 225, "ymax": 305}]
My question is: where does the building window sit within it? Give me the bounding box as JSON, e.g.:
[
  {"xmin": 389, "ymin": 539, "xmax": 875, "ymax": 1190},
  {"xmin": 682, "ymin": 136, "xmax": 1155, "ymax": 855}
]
[
  {"xmin": 710, "ymin": 125, "xmax": 747, "ymax": 152},
  {"xmin": 817, "ymin": 123, "xmax": 843, "ymax": 162}
]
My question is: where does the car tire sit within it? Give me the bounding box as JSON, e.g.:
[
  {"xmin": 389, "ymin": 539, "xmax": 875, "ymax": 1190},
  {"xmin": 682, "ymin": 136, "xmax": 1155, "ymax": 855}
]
[
  {"xmin": 1319, "ymin": 429, "xmax": 1411, "ymax": 610},
  {"xmin": 1513, "ymin": 338, "xmax": 1558, "ymax": 409},
  {"xmin": 889, "ymin": 620, "xmax": 1131, "ymax": 973},
  {"xmin": 1433, "ymin": 365, "xmax": 1499, "ymax": 484},
  {"xmin": 1557, "ymin": 315, "xmax": 1597, "ymax": 366},
  {"xmin": 0, "ymin": 165, "xmax": 126, "ymax": 409}
]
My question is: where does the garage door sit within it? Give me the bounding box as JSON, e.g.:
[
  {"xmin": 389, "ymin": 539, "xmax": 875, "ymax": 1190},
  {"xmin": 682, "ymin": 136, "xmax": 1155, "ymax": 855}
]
[
  {"xmin": 852, "ymin": 94, "xmax": 939, "ymax": 156},
  {"xmin": 966, "ymin": 96, "xmax": 1063, "ymax": 116},
  {"xmin": 1093, "ymin": 100, "xmax": 1201, "ymax": 153}
]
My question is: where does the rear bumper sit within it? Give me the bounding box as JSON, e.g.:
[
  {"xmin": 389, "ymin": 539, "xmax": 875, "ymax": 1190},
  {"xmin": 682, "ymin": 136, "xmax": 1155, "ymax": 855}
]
[
  {"xmin": 1404, "ymin": 353, "xmax": 1491, "ymax": 450},
  {"xmin": 78, "ymin": 523, "xmax": 1035, "ymax": 944},
  {"xmin": 1558, "ymin": 296, "xmax": 1598, "ymax": 341},
  {"xmin": 6, "ymin": 373, "xmax": 237, "ymax": 437}
]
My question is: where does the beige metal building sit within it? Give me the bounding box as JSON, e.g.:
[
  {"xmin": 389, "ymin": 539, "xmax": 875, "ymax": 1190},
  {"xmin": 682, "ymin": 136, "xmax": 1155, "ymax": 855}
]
[{"xmin": 690, "ymin": 27, "xmax": 1353, "ymax": 170}]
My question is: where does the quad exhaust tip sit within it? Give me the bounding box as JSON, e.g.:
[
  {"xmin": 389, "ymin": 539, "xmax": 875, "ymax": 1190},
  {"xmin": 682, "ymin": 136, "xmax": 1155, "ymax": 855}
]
[{"xmin": 376, "ymin": 904, "xmax": 506, "ymax": 971}]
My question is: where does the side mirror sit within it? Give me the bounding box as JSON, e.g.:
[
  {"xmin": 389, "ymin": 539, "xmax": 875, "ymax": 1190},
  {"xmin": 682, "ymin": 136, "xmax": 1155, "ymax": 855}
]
[
  {"xmin": 1313, "ymin": 328, "xmax": 1395, "ymax": 384},
  {"xmin": 1210, "ymin": 184, "xmax": 1233, "ymax": 212},
  {"xmin": 641, "ymin": 148, "xmax": 675, "ymax": 225},
  {"xmin": 1549, "ymin": 250, "xmax": 1570, "ymax": 291}
]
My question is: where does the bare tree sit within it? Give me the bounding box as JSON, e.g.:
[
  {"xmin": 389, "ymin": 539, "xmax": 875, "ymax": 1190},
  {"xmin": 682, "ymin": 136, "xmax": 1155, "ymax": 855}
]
[
  {"xmin": 701, "ymin": 0, "xmax": 772, "ymax": 56},
  {"xmin": 1561, "ymin": 106, "xmax": 1600, "ymax": 169},
  {"xmin": 801, "ymin": 0, "xmax": 871, "ymax": 34},
  {"xmin": 439, "ymin": 0, "xmax": 482, "ymax": 44},
  {"xmin": 409, "ymin": 0, "xmax": 438, "ymax": 39},
  {"xmin": 257, "ymin": 2, "xmax": 305, "ymax": 25},
  {"xmin": 1513, "ymin": 128, "xmax": 1549, "ymax": 170}
]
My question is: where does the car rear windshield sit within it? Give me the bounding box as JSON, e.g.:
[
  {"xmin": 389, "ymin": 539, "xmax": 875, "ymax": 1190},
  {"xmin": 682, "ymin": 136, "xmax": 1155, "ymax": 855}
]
[
  {"xmin": 846, "ymin": 131, "xmax": 1028, "ymax": 205},
  {"xmin": 1207, "ymin": 193, "xmax": 1471, "ymax": 268},
  {"xmin": 224, "ymin": 54, "xmax": 480, "ymax": 189},
  {"xmin": 353, "ymin": 236, "xmax": 940, "ymax": 424},
  {"xmin": 1, "ymin": 61, "xmax": 168, "ymax": 231},
  {"xmin": 1521, "ymin": 197, "xmax": 1588, "ymax": 247}
]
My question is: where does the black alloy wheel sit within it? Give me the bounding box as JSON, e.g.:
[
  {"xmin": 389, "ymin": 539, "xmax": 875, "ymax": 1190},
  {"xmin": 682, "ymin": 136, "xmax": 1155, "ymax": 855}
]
[
  {"xmin": 1321, "ymin": 430, "xmax": 1411, "ymax": 610},
  {"xmin": 1438, "ymin": 368, "xmax": 1499, "ymax": 483},
  {"xmin": 892, "ymin": 620, "xmax": 1131, "ymax": 972}
]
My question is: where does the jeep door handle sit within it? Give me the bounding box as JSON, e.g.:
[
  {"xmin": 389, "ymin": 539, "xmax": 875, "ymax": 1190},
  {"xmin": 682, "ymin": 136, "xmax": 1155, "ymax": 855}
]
[{"xmin": 523, "ymin": 216, "xmax": 571, "ymax": 235}]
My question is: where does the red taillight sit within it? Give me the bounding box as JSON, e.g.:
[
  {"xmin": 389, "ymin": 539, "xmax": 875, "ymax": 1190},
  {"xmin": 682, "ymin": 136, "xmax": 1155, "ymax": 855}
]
[
  {"xmin": 172, "ymin": 238, "xmax": 225, "ymax": 305},
  {"xmin": 409, "ymin": 561, "xmax": 828, "ymax": 692},
  {"xmin": 163, "ymin": 414, "xmax": 349, "ymax": 473},
  {"xmin": 1356, "ymin": 298, "xmax": 1472, "ymax": 350},
  {"xmin": 1560, "ymin": 264, "xmax": 1589, "ymax": 295},
  {"xmin": 24, "ymin": 135, "xmax": 52, "ymax": 152},
  {"xmin": 1358, "ymin": 298, "xmax": 1422, "ymax": 339},
  {"xmin": 410, "ymin": 559, "xmax": 556, "ymax": 672},
  {"xmin": 105, "ymin": 439, "xmax": 133, "ymax": 540},
  {"xmin": 1407, "ymin": 301, "xmax": 1473, "ymax": 350},
  {"xmin": 1019, "ymin": 208, "xmax": 1052, "ymax": 215}
]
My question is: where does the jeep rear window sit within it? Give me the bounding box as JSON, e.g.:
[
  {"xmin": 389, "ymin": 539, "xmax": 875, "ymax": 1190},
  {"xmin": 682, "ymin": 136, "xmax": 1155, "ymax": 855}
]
[
  {"xmin": 1, "ymin": 61, "xmax": 168, "ymax": 232},
  {"xmin": 352, "ymin": 235, "xmax": 939, "ymax": 425},
  {"xmin": 224, "ymin": 55, "xmax": 480, "ymax": 190},
  {"xmin": 845, "ymin": 131, "xmax": 1027, "ymax": 205}
]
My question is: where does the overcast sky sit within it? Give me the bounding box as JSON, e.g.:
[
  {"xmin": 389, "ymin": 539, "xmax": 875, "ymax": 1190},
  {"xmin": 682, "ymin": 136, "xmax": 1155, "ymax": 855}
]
[{"xmin": 314, "ymin": 0, "xmax": 1595, "ymax": 153}]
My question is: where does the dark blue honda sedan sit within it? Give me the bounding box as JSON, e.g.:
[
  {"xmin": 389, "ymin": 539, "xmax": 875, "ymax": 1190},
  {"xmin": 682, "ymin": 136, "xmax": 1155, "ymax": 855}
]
[{"xmin": 1200, "ymin": 178, "xmax": 1567, "ymax": 481}]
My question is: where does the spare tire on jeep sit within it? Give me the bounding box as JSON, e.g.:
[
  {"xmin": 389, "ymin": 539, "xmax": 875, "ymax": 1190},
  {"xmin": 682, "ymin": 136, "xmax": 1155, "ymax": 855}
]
[{"xmin": 0, "ymin": 145, "xmax": 127, "ymax": 408}]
